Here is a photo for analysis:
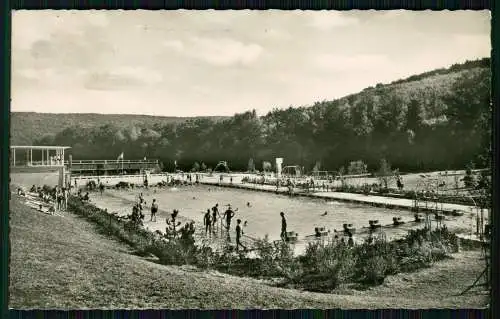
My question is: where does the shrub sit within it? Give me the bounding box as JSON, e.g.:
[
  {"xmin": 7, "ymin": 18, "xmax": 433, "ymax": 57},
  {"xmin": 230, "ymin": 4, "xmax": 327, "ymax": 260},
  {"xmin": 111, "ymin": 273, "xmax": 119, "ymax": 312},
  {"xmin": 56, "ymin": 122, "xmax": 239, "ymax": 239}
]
[
  {"xmin": 363, "ymin": 256, "xmax": 387, "ymax": 285},
  {"xmin": 295, "ymin": 239, "xmax": 357, "ymax": 291},
  {"xmin": 253, "ymin": 235, "xmax": 280, "ymax": 276},
  {"xmin": 347, "ymin": 160, "xmax": 368, "ymax": 175}
]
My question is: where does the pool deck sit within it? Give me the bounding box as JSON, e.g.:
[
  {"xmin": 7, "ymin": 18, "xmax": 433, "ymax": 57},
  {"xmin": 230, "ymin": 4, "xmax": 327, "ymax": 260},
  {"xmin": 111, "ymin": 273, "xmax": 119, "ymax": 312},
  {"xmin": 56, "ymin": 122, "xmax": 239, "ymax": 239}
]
[{"xmin": 200, "ymin": 180, "xmax": 477, "ymax": 214}]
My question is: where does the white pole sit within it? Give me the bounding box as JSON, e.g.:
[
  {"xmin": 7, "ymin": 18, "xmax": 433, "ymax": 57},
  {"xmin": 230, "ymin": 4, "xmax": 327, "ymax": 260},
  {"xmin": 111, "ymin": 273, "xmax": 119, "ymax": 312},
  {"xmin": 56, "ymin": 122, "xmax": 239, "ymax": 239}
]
[
  {"xmin": 13, "ymin": 148, "xmax": 16, "ymax": 167},
  {"xmin": 30, "ymin": 149, "xmax": 33, "ymax": 166}
]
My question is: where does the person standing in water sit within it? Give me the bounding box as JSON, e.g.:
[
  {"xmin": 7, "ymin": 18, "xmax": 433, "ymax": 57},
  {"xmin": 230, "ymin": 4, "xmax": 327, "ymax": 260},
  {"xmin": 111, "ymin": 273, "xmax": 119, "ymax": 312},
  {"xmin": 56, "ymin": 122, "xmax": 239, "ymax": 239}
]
[
  {"xmin": 150, "ymin": 199, "xmax": 158, "ymax": 222},
  {"xmin": 211, "ymin": 203, "xmax": 219, "ymax": 231},
  {"xmin": 235, "ymin": 219, "xmax": 246, "ymax": 251},
  {"xmin": 204, "ymin": 209, "xmax": 212, "ymax": 236},
  {"xmin": 223, "ymin": 205, "xmax": 236, "ymax": 231},
  {"xmin": 348, "ymin": 233, "xmax": 355, "ymax": 247},
  {"xmin": 280, "ymin": 212, "xmax": 287, "ymax": 241}
]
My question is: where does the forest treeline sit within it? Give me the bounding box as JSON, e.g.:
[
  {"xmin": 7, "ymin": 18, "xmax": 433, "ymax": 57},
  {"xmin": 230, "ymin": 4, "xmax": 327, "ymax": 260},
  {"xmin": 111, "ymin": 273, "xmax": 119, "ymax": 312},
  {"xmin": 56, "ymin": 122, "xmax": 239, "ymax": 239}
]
[{"xmin": 27, "ymin": 58, "xmax": 491, "ymax": 173}]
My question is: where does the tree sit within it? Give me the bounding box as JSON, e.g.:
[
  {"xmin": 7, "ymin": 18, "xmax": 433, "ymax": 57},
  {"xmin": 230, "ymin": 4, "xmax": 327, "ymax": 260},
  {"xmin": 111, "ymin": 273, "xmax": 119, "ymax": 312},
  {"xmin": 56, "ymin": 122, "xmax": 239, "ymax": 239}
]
[
  {"xmin": 463, "ymin": 162, "xmax": 476, "ymax": 189},
  {"xmin": 192, "ymin": 162, "xmax": 200, "ymax": 172},
  {"xmin": 376, "ymin": 158, "xmax": 394, "ymax": 189},
  {"xmin": 405, "ymin": 99, "xmax": 424, "ymax": 132},
  {"xmin": 248, "ymin": 158, "xmax": 255, "ymax": 172},
  {"xmin": 312, "ymin": 161, "xmax": 321, "ymax": 173},
  {"xmin": 262, "ymin": 161, "xmax": 272, "ymax": 172},
  {"xmin": 201, "ymin": 162, "xmax": 207, "ymax": 171},
  {"xmin": 347, "ymin": 160, "xmax": 368, "ymax": 175}
]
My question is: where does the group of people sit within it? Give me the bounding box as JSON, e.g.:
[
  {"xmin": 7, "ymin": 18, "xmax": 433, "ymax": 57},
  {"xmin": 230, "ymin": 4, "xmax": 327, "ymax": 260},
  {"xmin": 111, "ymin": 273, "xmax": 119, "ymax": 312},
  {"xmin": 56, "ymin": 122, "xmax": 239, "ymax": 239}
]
[
  {"xmin": 29, "ymin": 184, "xmax": 70, "ymax": 211},
  {"xmin": 200, "ymin": 203, "xmax": 257, "ymax": 251},
  {"xmin": 76, "ymin": 189, "xmax": 90, "ymax": 202},
  {"xmin": 125, "ymin": 192, "xmax": 160, "ymax": 225}
]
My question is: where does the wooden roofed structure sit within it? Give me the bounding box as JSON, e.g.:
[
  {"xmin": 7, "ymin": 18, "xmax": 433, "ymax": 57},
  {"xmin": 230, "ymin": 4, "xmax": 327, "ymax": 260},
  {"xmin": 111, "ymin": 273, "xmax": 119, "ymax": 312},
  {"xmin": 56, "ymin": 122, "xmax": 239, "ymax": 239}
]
[{"xmin": 10, "ymin": 145, "xmax": 71, "ymax": 167}]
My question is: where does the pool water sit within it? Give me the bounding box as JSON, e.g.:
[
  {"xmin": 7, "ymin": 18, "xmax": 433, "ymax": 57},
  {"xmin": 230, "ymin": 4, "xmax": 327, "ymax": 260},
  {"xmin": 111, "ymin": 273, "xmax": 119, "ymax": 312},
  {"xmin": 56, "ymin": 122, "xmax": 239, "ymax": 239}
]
[{"xmin": 90, "ymin": 185, "xmax": 418, "ymax": 242}]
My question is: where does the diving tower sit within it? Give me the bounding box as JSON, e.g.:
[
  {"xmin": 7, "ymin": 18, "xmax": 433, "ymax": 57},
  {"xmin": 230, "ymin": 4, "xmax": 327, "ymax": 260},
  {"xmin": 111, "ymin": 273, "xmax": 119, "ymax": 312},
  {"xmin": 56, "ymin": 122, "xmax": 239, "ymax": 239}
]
[{"xmin": 10, "ymin": 145, "xmax": 71, "ymax": 187}]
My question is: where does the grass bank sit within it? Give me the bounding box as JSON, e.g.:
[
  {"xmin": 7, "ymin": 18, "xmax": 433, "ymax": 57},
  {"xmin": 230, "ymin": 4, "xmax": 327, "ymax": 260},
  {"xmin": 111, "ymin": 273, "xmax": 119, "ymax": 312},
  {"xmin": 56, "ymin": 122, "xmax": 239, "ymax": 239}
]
[
  {"xmin": 65, "ymin": 195, "xmax": 483, "ymax": 292},
  {"xmin": 9, "ymin": 195, "xmax": 488, "ymax": 308}
]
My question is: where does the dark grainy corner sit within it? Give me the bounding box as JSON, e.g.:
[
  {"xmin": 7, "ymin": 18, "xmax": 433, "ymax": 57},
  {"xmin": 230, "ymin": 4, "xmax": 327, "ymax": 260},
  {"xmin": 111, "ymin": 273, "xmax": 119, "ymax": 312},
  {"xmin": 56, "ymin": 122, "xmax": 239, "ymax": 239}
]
[{"xmin": 9, "ymin": 10, "xmax": 491, "ymax": 309}]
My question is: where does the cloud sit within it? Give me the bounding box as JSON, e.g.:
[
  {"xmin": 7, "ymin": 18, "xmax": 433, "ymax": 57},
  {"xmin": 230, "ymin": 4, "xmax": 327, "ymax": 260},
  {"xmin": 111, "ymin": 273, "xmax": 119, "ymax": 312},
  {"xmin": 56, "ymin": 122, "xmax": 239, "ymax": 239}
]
[
  {"xmin": 314, "ymin": 54, "xmax": 391, "ymax": 72},
  {"xmin": 84, "ymin": 67, "xmax": 163, "ymax": 91},
  {"xmin": 185, "ymin": 37, "xmax": 264, "ymax": 67},
  {"xmin": 453, "ymin": 34, "xmax": 491, "ymax": 49},
  {"xmin": 163, "ymin": 40, "xmax": 184, "ymax": 52},
  {"xmin": 306, "ymin": 11, "xmax": 359, "ymax": 30}
]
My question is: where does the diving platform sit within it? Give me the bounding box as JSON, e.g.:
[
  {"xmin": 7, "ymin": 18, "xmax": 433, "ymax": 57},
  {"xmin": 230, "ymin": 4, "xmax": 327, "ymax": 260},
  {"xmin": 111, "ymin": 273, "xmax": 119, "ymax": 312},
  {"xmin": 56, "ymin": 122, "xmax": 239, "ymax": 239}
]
[
  {"xmin": 10, "ymin": 145, "xmax": 71, "ymax": 187},
  {"xmin": 10, "ymin": 145, "xmax": 70, "ymax": 167}
]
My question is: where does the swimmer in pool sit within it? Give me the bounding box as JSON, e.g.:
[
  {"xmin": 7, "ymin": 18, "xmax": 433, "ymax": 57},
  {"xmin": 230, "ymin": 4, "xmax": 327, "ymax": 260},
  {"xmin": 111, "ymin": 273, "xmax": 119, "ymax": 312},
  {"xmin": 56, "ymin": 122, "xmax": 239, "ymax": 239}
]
[
  {"xmin": 243, "ymin": 220, "xmax": 248, "ymax": 227},
  {"xmin": 246, "ymin": 202, "xmax": 251, "ymax": 207},
  {"xmin": 321, "ymin": 211, "xmax": 328, "ymax": 216}
]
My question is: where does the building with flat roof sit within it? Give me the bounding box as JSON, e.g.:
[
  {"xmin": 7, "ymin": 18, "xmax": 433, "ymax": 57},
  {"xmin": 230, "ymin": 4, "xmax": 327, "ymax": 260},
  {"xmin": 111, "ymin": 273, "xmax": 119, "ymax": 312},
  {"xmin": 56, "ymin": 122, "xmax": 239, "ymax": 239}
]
[{"xmin": 10, "ymin": 145, "xmax": 71, "ymax": 187}]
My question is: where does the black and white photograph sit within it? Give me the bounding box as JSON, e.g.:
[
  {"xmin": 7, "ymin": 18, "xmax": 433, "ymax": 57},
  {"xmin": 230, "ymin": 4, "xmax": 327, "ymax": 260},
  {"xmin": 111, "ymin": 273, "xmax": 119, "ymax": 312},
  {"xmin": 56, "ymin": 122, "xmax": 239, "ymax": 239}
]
[{"xmin": 9, "ymin": 10, "xmax": 491, "ymax": 309}]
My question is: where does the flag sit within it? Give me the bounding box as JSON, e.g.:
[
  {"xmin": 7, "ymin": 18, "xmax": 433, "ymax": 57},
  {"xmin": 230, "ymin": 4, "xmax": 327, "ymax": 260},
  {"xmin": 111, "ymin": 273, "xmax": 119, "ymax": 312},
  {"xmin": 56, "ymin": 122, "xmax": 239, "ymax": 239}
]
[{"xmin": 117, "ymin": 152, "xmax": 124, "ymax": 160}]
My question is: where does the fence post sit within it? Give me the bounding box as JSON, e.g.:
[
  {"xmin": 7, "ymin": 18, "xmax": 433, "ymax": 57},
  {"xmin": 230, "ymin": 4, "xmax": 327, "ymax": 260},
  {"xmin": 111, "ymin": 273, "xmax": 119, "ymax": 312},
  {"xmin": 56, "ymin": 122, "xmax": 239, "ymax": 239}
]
[{"xmin": 455, "ymin": 236, "xmax": 461, "ymax": 253}]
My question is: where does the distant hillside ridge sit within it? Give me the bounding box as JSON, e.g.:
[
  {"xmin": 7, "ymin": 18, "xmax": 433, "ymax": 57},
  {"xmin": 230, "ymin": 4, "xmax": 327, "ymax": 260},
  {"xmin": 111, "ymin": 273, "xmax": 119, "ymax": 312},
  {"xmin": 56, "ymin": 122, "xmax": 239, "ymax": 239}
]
[
  {"xmin": 10, "ymin": 112, "xmax": 229, "ymax": 145},
  {"xmin": 311, "ymin": 57, "xmax": 490, "ymax": 124}
]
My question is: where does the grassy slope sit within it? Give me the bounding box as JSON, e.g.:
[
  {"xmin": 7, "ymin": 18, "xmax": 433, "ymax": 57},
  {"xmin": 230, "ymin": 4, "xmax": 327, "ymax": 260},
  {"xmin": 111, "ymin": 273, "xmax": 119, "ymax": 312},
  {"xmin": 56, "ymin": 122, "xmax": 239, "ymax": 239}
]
[
  {"xmin": 10, "ymin": 112, "xmax": 229, "ymax": 145},
  {"xmin": 335, "ymin": 67, "xmax": 488, "ymax": 122},
  {"xmin": 9, "ymin": 196, "xmax": 488, "ymax": 309}
]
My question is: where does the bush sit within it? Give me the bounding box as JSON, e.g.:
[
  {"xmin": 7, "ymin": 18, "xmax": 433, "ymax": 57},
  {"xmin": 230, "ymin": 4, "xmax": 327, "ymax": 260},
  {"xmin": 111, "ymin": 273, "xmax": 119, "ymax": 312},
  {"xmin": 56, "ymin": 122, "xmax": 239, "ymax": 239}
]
[
  {"xmin": 295, "ymin": 240, "xmax": 357, "ymax": 291},
  {"xmin": 363, "ymin": 256, "xmax": 387, "ymax": 285},
  {"xmin": 195, "ymin": 246, "xmax": 216, "ymax": 269}
]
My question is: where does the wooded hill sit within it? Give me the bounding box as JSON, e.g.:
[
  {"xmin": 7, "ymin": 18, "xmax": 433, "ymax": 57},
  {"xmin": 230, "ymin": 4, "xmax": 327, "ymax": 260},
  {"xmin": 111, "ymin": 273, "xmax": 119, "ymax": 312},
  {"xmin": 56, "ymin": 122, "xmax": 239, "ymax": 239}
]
[
  {"xmin": 10, "ymin": 113, "xmax": 228, "ymax": 146},
  {"xmin": 11, "ymin": 58, "xmax": 491, "ymax": 173}
]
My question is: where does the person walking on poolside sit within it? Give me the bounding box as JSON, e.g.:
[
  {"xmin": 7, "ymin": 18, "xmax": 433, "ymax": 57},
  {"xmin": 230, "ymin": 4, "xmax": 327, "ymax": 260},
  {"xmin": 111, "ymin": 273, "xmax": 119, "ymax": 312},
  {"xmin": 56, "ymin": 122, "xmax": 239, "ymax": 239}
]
[
  {"xmin": 63, "ymin": 187, "xmax": 69, "ymax": 210},
  {"xmin": 223, "ymin": 205, "xmax": 236, "ymax": 231},
  {"xmin": 236, "ymin": 219, "xmax": 246, "ymax": 251},
  {"xmin": 99, "ymin": 182, "xmax": 105, "ymax": 196},
  {"xmin": 204, "ymin": 209, "xmax": 212, "ymax": 237},
  {"xmin": 150, "ymin": 199, "xmax": 158, "ymax": 222},
  {"xmin": 280, "ymin": 212, "xmax": 287, "ymax": 241},
  {"xmin": 57, "ymin": 190, "xmax": 64, "ymax": 211}
]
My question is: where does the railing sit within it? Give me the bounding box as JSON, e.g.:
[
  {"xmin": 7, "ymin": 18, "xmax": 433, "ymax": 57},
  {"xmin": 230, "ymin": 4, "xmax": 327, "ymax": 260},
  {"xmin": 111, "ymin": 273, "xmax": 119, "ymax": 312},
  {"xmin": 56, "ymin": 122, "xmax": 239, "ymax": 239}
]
[
  {"xmin": 65, "ymin": 159, "xmax": 159, "ymax": 165},
  {"xmin": 11, "ymin": 160, "xmax": 64, "ymax": 167},
  {"xmin": 73, "ymin": 173, "xmax": 168, "ymax": 181}
]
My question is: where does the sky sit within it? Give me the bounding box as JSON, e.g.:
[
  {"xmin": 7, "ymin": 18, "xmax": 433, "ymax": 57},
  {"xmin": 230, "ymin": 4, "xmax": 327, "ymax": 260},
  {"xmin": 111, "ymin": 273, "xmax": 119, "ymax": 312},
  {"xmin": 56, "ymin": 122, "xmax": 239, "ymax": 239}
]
[{"xmin": 11, "ymin": 10, "xmax": 491, "ymax": 117}]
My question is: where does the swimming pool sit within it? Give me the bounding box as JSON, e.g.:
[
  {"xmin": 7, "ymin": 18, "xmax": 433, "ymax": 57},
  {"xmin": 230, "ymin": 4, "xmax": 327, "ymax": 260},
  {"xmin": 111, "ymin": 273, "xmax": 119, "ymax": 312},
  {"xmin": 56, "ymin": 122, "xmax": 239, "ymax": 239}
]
[{"xmin": 90, "ymin": 185, "xmax": 422, "ymax": 241}]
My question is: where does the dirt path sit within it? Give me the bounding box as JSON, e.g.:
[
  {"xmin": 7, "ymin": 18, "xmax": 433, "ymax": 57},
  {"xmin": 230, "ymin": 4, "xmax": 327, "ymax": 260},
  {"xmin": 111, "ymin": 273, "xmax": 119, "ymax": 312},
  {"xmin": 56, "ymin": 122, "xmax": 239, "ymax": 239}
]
[{"xmin": 9, "ymin": 196, "xmax": 488, "ymax": 309}]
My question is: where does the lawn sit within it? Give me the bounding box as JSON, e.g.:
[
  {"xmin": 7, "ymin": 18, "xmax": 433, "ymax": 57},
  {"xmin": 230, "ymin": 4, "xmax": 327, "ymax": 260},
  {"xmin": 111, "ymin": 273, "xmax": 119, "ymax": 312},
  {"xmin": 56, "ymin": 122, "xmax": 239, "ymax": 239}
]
[{"xmin": 9, "ymin": 195, "xmax": 488, "ymax": 309}]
